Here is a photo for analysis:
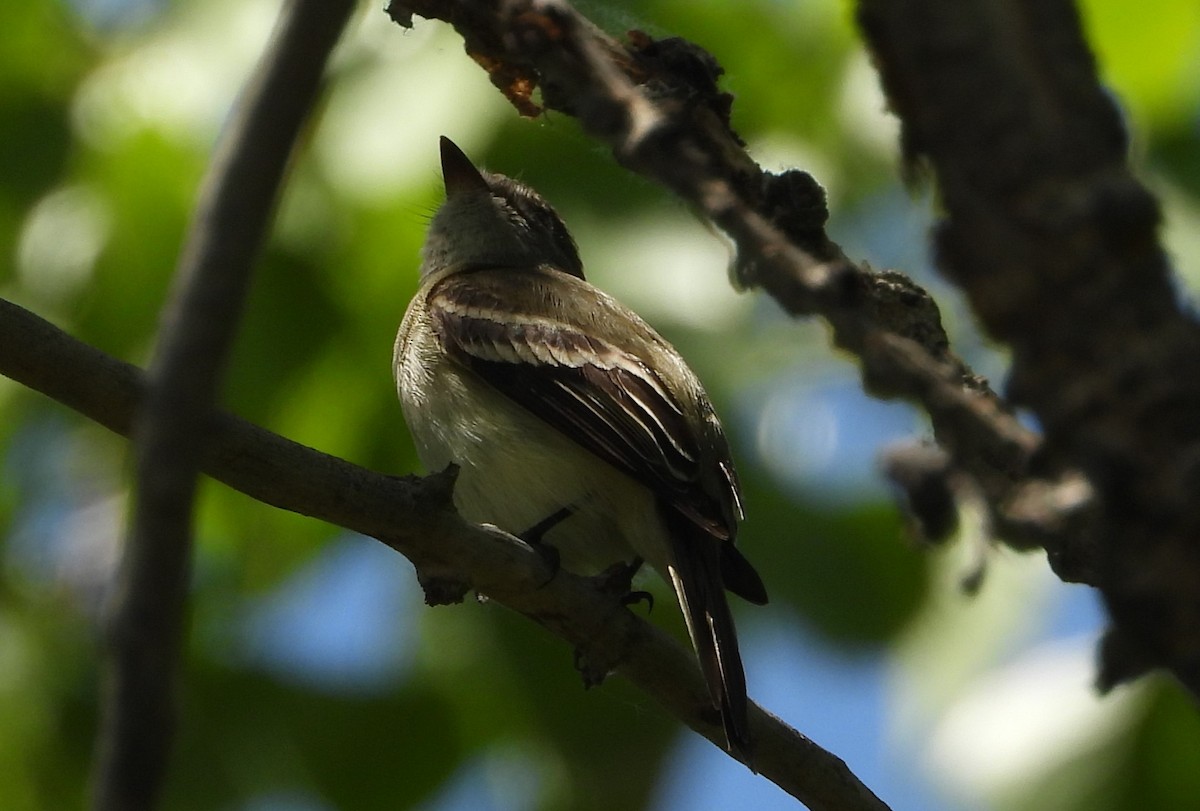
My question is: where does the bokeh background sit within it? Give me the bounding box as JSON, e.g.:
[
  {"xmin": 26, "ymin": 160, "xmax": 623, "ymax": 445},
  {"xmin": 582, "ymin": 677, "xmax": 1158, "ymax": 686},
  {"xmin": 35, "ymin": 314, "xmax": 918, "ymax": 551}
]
[{"xmin": 3, "ymin": 1, "xmax": 1200, "ymax": 809}]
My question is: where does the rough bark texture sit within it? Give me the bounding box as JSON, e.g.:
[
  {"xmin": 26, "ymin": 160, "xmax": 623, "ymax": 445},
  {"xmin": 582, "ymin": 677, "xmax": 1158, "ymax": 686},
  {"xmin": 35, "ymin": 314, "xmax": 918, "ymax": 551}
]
[
  {"xmin": 856, "ymin": 0, "xmax": 1200, "ymax": 691},
  {"xmin": 389, "ymin": 0, "xmax": 1200, "ymax": 695},
  {"xmin": 387, "ymin": 0, "xmax": 1071, "ymax": 568}
]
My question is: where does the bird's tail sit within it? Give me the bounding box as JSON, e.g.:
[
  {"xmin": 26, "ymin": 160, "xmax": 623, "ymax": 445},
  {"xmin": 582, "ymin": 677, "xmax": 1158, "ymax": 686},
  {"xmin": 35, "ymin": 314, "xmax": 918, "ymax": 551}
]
[{"xmin": 660, "ymin": 507, "xmax": 753, "ymax": 765}]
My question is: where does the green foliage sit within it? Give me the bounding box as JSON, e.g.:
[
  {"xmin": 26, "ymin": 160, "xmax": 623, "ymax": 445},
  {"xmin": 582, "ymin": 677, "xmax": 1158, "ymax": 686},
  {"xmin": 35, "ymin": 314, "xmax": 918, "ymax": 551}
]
[{"xmin": 1, "ymin": 0, "xmax": 1198, "ymax": 809}]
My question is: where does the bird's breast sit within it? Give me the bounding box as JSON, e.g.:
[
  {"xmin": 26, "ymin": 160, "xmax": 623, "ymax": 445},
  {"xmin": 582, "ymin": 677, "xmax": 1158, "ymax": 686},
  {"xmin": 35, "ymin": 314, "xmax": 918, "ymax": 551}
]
[{"xmin": 394, "ymin": 312, "xmax": 663, "ymax": 575}]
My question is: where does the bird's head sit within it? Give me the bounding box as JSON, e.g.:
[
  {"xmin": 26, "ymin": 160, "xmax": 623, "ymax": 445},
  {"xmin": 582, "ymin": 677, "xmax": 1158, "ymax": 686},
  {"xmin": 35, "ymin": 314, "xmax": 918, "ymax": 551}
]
[{"xmin": 421, "ymin": 137, "xmax": 584, "ymax": 280}]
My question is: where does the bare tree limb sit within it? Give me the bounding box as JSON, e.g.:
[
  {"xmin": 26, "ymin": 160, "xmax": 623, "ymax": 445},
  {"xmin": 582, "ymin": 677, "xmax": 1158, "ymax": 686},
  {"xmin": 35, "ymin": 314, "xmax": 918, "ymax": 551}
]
[
  {"xmin": 92, "ymin": 1, "xmax": 357, "ymax": 808},
  {"xmin": 384, "ymin": 0, "xmax": 1200, "ymax": 697},
  {"xmin": 857, "ymin": 0, "xmax": 1200, "ymax": 695},
  {"xmin": 0, "ymin": 295, "xmax": 893, "ymax": 811},
  {"xmin": 384, "ymin": 0, "xmax": 1098, "ymax": 585}
]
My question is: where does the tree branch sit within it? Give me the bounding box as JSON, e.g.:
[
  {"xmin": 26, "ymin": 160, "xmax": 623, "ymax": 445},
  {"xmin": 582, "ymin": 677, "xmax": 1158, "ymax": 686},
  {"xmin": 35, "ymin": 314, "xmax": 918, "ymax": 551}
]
[
  {"xmin": 857, "ymin": 0, "xmax": 1200, "ymax": 695},
  {"xmin": 427, "ymin": 0, "xmax": 1200, "ymax": 695},
  {"xmin": 1, "ymin": 295, "xmax": 893, "ymax": 811},
  {"xmin": 92, "ymin": 1, "xmax": 357, "ymax": 808},
  {"xmin": 385, "ymin": 0, "xmax": 1099, "ymax": 585}
]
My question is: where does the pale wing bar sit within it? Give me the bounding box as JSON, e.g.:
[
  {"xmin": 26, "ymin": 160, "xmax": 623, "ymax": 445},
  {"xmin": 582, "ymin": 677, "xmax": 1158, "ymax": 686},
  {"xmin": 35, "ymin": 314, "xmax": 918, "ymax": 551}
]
[{"xmin": 428, "ymin": 278, "xmax": 735, "ymax": 537}]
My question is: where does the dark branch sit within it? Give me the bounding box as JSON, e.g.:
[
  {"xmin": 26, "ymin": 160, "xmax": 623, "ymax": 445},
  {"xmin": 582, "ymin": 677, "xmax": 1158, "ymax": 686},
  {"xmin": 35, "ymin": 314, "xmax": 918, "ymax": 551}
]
[
  {"xmin": 858, "ymin": 0, "xmax": 1200, "ymax": 694},
  {"xmin": 92, "ymin": 1, "xmax": 357, "ymax": 808},
  {"xmin": 385, "ymin": 3, "xmax": 1092, "ymax": 570},
  {"xmin": 385, "ymin": 0, "xmax": 1200, "ymax": 699},
  {"xmin": 0, "ymin": 296, "xmax": 893, "ymax": 811}
]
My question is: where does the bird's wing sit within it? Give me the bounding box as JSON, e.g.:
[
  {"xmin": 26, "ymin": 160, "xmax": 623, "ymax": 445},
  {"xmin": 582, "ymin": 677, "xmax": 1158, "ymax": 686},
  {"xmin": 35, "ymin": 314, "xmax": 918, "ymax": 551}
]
[
  {"xmin": 426, "ymin": 268, "xmax": 735, "ymax": 541},
  {"xmin": 429, "ymin": 268, "xmax": 767, "ymax": 758}
]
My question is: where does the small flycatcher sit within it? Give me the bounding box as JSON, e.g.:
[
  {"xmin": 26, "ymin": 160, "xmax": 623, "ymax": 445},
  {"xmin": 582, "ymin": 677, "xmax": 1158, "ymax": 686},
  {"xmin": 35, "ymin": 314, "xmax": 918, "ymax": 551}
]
[{"xmin": 394, "ymin": 137, "xmax": 767, "ymax": 759}]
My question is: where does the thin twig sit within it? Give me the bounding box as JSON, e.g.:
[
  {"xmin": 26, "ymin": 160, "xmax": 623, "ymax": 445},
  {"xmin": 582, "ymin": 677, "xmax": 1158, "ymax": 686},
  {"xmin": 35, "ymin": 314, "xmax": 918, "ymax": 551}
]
[{"xmin": 91, "ymin": 1, "xmax": 356, "ymax": 808}]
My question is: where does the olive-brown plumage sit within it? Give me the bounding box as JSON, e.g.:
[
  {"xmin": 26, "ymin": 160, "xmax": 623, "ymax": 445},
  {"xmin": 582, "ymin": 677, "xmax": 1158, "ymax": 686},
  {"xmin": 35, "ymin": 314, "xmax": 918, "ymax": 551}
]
[{"xmin": 394, "ymin": 137, "xmax": 766, "ymax": 759}]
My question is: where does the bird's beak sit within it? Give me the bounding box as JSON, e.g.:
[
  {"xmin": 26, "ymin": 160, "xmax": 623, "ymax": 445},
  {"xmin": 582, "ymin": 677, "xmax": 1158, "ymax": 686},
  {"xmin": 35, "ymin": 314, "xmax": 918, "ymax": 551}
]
[{"xmin": 440, "ymin": 136, "xmax": 490, "ymax": 199}]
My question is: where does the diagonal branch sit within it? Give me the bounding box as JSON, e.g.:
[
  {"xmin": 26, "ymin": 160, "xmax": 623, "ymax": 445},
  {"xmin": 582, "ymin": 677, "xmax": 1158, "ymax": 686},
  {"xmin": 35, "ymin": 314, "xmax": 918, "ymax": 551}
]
[
  {"xmin": 92, "ymin": 1, "xmax": 357, "ymax": 808},
  {"xmin": 386, "ymin": 0, "xmax": 1098, "ymax": 584},
  {"xmin": 1, "ymin": 295, "xmax": 892, "ymax": 811},
  {"xmin": 857, "ymin": 0, "xmax": 1200, "ymax": 694}
]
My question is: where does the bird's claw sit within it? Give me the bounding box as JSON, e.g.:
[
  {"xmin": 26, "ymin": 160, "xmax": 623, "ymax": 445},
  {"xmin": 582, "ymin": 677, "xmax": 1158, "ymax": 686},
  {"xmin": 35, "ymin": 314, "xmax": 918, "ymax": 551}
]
[
  {"xmin": 620, "ymin": 590, "xmax": 654, "ymax": 612},
  {"xmin": 594, "ymin": 557, "xmax": 648, "ymax": 609}
]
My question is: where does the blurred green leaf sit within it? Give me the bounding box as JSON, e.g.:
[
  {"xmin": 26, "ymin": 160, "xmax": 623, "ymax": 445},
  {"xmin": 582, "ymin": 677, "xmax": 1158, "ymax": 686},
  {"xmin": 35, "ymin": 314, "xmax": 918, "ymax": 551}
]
[
  {"xmin": 166, "ymin": 662, "xmax": 462, "ymax": 811},
  {"xmin": 741, "ymin": 470, "xmax": 928, "ymax": 645}
]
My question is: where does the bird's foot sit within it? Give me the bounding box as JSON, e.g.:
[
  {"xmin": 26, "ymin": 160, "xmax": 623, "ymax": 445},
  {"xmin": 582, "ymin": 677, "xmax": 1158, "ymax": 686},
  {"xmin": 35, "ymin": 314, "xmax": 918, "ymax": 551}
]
[
  {"xmin": 571, "ymin": 558, "xmax": 649, "ymax": 687},
  {"xmin": 622, "ymin": 590, "xmax": 654, "ymax": 612},
  {"xmin": 518, "ymin": 505, "xmax": 575, "ymax": 575},
  {"xmin": 594, "ymin": 557, "xmax": 652, "ymax": 612},
  {"xmin": 521, "ymin": 504, "xmax": 575, "ymax": 544}
]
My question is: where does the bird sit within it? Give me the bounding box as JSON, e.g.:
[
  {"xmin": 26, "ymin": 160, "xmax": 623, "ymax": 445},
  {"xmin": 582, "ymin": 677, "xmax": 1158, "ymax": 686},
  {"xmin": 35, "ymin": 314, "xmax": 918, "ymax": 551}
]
[{"xmin": 393, "ymin": 136, "xmax": 768, "ymax": 760}]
